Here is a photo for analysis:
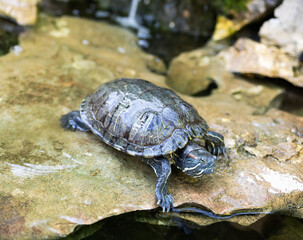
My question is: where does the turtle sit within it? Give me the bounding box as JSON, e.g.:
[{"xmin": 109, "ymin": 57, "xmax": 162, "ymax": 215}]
[{"xmin": 60, "ymin": 78, "xmax": 227, "ymax": 212}]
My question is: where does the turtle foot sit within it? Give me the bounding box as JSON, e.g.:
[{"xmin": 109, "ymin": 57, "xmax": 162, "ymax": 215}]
[
  {"xmin": 207, "ymin": 145, "xmax": 227, "ymax": 158},
  {"xmin": 60, "ymin": 111, "xmax": 89, "ymax": 132},
  {"xmin": 205, "ymin": 131, "xmax": 227, "ymax": 158},
  {"xmin": 157, "ymin": 194, "xmax": 174, "ymax": 212}
]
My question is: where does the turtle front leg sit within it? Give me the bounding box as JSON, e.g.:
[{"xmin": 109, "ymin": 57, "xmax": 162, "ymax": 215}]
[
  {"xmin": 143, "ymin": 157, "xmax": 174, "ymax": 212},
  {"xmin": 60, "ymin": 111, "xmax": 90, "ymax": 132},
  {"xmin": 205, "ymin": 131, "xmax": 227, "ymax": 158}
]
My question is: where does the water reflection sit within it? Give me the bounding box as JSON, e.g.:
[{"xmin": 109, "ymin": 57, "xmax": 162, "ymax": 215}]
[
  {"xmin": 40, "ymin": 0, "xmax": 215, "ymax": 63},
  {"xmin": 0, "ymin": 18, "xmax": 23, "ymax": 56},
  {"xmin": 64, "ymin": 210, "xmax": 303, "ymax": 240}
]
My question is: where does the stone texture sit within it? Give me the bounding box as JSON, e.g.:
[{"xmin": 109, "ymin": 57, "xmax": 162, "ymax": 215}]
[
  {"xmin": 167, "ymin": 41, "xmax": 284, "ymax": 112},
  {"xmin": 212, "ymin": 0, "xmax": 281, "ymax": 40},
  {"xmin": 0, "ymin": 0, "xmax": 39, "ymax": 25},
  {"xmin": 0, "ymin": 15, "xmax": 165, "ymax": 240},
  {"xmin": 260, "ymin": 0, "xmax": 303, "ymax": 57},
  {"xmin": 219, "ymin": 38, "xmax": 303, "ymax": 87},
  {"xmin": 166, "ymin": 41, "xmax": 222, "ymax": 95},
  {"xmin": 0, "ymin": 15, "xmax": 303, "ymax": 240}
]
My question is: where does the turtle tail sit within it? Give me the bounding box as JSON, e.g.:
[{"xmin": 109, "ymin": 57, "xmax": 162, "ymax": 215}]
[{"xmin": 60, "ymin": 111, "xmax": 90, "ymax": 132}]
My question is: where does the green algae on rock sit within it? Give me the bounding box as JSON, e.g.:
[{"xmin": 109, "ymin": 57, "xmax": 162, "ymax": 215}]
[{"xmin": 212, "ymin": 0, "xmax": 281, "ymax": 40}]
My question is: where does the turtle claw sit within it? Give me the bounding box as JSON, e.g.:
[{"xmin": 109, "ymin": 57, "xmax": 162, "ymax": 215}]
[
  {"xmin": 205, "ymin": 131, "xmax": 228, "ymax": 158},
  {"xmin": 223, "ymin": 148, "xmax": 228, "ymax": 160},
  {"xmin": 207, "ymin": 145, "xmax": 212, "ymax": 154},
  {"xmin": 207, "ymin": 144, "xmax": 227, "ymax": 159},
  {"xmin": 219, "ymin": 146, "xmax": 227, "ymax": 159},
  {"xmin": 214, "ymin": 147, "xmax": 218, "ymax": 156},
  {"xmin": 158, "ymin": 194, "xmax": 174, "ymax": 212}
]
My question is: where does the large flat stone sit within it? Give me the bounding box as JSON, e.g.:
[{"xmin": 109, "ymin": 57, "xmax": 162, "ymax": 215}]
[{"xmin": 0, "ymin": 15, "xmax": 302, "ymax": 239}]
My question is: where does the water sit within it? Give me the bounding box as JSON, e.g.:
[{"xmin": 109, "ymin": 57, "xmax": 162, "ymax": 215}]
[
  {"xmin": 64, "ymin": 210, "xmax": 303, "ymax": 240},
  {"xmin": 115, "ymin": 0, "xmax": 141, "ymax": 29},
  {"xmin": 40, "ymin": 0, "xmax": 215, "ymax": 64},
  {"xmin": 0, "ymin": 18, "xmax": 23, "ymax": 56}
]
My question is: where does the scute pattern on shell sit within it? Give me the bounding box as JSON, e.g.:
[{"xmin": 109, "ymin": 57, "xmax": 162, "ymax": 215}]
[{"xmin": 80, "ymin": 78, "xmax": 208, "ymax": 157}]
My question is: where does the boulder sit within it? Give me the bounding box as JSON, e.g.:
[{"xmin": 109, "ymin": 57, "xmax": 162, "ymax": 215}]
[
  {"xmin": 167, "ymin": 40, "xmax": 284, "ymax": 112},
  {"xmin": 260, "ymin": 0, "xmax": 303, "ymax": 57},
  {"xmin": 212, "ymin": 0, "xmax": 281, "ymax": 40},
  {"xmin": 0, "ymin": 0, "xmax": 39, "ymax": 25},
  {"xmin": 166, "ymin": 42, "xmax": 220, "ymax": 95},
  {"xmin": 219, "ymin": 38, "xmax": 303, "ymax": 87}
]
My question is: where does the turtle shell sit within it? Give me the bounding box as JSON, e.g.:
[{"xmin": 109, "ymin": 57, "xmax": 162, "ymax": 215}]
[{"xmin": 80, "ymin": 78, "xmax": 208, "ymax": 157}]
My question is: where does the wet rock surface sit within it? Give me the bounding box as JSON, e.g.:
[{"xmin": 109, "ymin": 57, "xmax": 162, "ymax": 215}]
[
  {"xmin": 0, "ymin": 15, "xmax": 303, "ymax": 239},
  {"xmin": 167, "ymin": 40, "xmax": 284, "ymax": 111},
  {"xmin": 166, "ymin": 41, "xmax": 223, "ymax": 95},
  {"xmin": 219, "ymin": 38, "xmax": 303, "ymax": 87},
  {"xmin": 0, "ymin": 0, "xmax": 39, "ymax": 25}
]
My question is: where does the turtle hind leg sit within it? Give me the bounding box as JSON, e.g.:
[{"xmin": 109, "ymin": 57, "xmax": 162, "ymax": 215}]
[
  {"xmin": 60, "ymin": 111, "xmax": 90, "ymax": 132},
  {"xmin": 205, "ymin": 131, "xmax": 227, "ymax": 158},
  {"xmin": 143, "ymin": 157, "xmax": 174, "ymax": 212}
]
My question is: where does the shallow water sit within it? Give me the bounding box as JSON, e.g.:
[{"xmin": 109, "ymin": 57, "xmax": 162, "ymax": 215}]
[
  {"xmin": 65, "ymin": 210, "xmax": 303, "ymax": 240},
  {"xmin": 0, "ymin": 18, "xmax": 23, "ymax": 56},
  {"xmin": 40, "ymin": 0, "xmax": 214, "ymax": 64}
]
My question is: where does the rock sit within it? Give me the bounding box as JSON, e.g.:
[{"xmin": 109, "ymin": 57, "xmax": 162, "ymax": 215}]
[
  {"xmin": 219, "ymin": 38, "xmax": 303, "ymax": 87},
  {"xmin": 0, "ymin": 0, "xmax": 39, "ymax": 25},
  {"xmin": 212, "ymin": 15, "xmax": 240, "ymax": 41},
  {"xmin": 0, "ymin": 14, "xmax": 303, "ymax": 240},
  {"xmin": 0, "ymin": 15, "xmax": 165, "ymax": 239},
  {"xmin": 212, "ymin": 0, "xmax": 281, "ymax": 40},
  {"xmin": 166, "ymin": 40, "xmax": 231, "ymax": 95},
  {"xmin": 226, "ymin": 74, "xmax": 284, "ymax": 114},
  {"xmin": 166, "ymin": 42, "xmax": 220, "ymax": 95},
  {"xmin": 260, "ymin": 0, "xmax": 303, "ymax": 57},
  {"xmin": 167, "ymin": 40, "xmax": 284, "ymax": 111},
  {"xmin": 145, "ymin": 55, "xmax": 166, "ymax": 75}
]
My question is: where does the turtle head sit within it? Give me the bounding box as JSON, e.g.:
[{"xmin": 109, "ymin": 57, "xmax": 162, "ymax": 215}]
[{"xmin": 175, "ymin": 142, "xmax": 216, "ymax": 178}]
